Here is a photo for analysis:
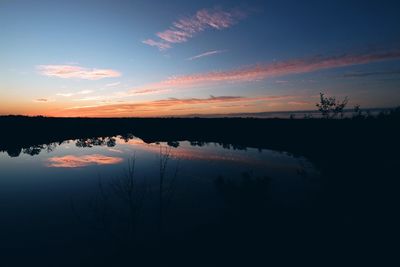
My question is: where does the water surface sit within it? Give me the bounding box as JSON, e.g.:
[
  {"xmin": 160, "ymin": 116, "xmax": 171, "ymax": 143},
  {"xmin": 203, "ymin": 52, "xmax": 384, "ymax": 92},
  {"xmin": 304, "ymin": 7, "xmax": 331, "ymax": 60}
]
[{"xmin": 0, "ymin": 134, "xmax": 322, "ymax": 265}]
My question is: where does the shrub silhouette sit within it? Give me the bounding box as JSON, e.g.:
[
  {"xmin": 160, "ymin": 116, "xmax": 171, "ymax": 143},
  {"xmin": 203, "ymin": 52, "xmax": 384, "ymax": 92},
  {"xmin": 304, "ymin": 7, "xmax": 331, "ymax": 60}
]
[{"xmin": 316, "ymin": 92, "xmax": 348, "ymax": 118}]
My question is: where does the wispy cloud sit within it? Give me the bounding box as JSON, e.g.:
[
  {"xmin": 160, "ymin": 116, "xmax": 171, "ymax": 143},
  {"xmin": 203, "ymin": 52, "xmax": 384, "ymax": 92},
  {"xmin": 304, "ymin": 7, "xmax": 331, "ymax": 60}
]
[
  {"xmin": 34, "ymin": 98, "xmax": 50, "ymax": 102},
  {"xmin": 46, "ymin": 154, "xmax": 123, "ymax": 168},
  {"xmin": 67, "ymin": 95, "xmax": 248, "ymax": 110},
  {"xmin": 142, "ymin": 39, "xmax": 171, "ymax": 51},
  {"xmin": 59, "ymin": 49, "xmax": 400, "ymax": 103},
  {"xmin": 73, "ymin": 96, "xmax": 105, "ymax": 101},
  {"xmin": 132, "ymin": 88, "xmax": 172, "ymax": 95},
  {"xmin": 60, "ymin": 95, "xmax": 294, "ymax": 117},
  {"xmin": 287, "ymin": 101, "xmax": 310, "ymax": 105},
  {"xmin": 105, "ymin": 81, "xmax": 121, "ymax": 87},
  {"xmin": 143, "ymin": 7, "xmax": 247, "ymax": 50},
  {"xmin": 187, "ymin": 50, "xmax": 226, "ymax": 60},
  {"xmin": 342, "ymin": 70, "xmax": 400, "ymax": 78},
  {"xmin": 130, "ymin": 49, "xmax": 400, "ymax": 94},
  {"xmin": 49, "ymin": 49, "xmax": 400, "ymax": 105},
  {"xmin": 37, "ymin": 65, "xmax": 121, "ymax": 80},
  {"xmin": 57, "ymin": 90, "xmax": 94, "ymax": 97},
  {"xmin": 275, "ymin": 80, "xmax": 289, "ymax": 84},
  {"xmin": 56, "ymin": 93, "xmax": 74, "ymax": 97}
]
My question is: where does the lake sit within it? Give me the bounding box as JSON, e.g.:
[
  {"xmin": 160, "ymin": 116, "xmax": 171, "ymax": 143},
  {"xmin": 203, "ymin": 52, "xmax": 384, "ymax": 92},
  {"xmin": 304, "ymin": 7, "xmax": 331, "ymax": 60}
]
[
  {"xmin": 0, "ymin": 115, "xmax": 398, "ymax": 266},
  {"xmin": 0, "ymin": 134, "xmax": 325, "ymax": 266}
]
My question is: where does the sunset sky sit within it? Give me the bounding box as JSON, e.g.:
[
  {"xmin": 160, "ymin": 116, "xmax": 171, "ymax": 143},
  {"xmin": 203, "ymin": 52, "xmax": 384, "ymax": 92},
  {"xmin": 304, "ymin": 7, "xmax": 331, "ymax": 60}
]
[{"xmin": 1, "ymin": 0, "xmax": 400, "ymax": 117}]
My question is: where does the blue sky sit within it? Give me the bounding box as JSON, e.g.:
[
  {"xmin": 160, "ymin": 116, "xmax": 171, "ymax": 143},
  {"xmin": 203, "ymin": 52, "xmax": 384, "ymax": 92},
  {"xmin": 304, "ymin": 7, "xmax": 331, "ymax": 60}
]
[{"xmin": 1, "ymin": 0, "xmax": 400, "ymax": 117}]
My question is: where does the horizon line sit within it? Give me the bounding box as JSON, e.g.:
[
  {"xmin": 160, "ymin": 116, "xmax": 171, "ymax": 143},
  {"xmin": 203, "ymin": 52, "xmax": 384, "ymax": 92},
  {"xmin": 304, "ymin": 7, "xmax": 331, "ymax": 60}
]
[{"xmin": 0, "ymin": 106, "xmax": 396, "ymax": 119}]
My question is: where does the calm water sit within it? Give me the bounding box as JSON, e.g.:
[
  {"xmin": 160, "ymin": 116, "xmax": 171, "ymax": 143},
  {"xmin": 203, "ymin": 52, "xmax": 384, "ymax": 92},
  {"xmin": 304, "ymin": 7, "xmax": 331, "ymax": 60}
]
[
  {"xmin": 0, "ymin": 135, "xmax": 325, "ymax": 266},
  {"xmin": 1, "ymin": 114, "xmax": 398, "ymax": 266}
]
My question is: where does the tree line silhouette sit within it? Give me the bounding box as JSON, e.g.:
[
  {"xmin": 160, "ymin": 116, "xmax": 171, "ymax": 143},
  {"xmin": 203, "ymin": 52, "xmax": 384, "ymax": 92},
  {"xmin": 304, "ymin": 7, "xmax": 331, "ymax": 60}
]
[{"xmin": 1, "ymin": 104, "xmax": 399, "ymax": 165}]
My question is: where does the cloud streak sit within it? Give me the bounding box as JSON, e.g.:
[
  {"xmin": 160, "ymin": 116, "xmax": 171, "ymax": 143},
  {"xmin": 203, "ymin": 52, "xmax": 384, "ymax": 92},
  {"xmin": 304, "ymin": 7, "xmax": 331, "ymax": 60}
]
[
  {"xmin": 131, "ymin": 49, "xmax": 400, "ymax": 93},
  {"xmin": 342, "ymin": 70, "xmax": 400, "ymax": 78},
  {"xmin": 187, "ymin": 50, "xmax": 226, "ymax": 60},
  {"xmin": 105, "ymin": 82, "xmax": 121, "ymax": 87},
  {"xmin": 143, "ymin": 7, "xmax": 247, "ymax": 50},
  {"xmin": 287, "ymin": 101, "xmax": 311, "ymax": 105},
  {"xmin": 60, "ymin": 95, "xmax": 294, "ymax": 117},
  {"xmin": 56, "ymin": 49, "xmax": 400, "ymax": 103},
  {"xmin": 142, "ymin": 39, "xmax": 171, "ymax": 51},
  {"xmin": 132, "ymin": 88, "xmax": 171, "ymax": 95},
  {"xmin": 57, "ymin": 90, "xmax": 94, "ymax": 97},
  {"xmin": 34, "ymin": 98, "xmax": 50, "ymax": 102},
  {"xmin": 37, "ymin": 65, "xmax": 121, "ymax": 80}
]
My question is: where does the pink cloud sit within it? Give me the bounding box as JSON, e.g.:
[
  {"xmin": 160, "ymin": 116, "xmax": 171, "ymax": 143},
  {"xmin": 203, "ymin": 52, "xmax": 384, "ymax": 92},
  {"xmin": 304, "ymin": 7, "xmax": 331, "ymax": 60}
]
[
  {"xmin": 287, "ymin": 101, "xmax": 310, "ymax": 105},
  {"xmin": 132, "ymin": 49, "xmax": 400, "ymax": 93},
  {"xmin": 37, "ymin": 65, "xmax": 121, "ymax": 80},
  {"xmin": 144, "ymin": 7, "xmax": 247, "ymax": 50},
  {"xmin": 187, "ymin": 50, "xmax": 226, "ymax": 60},
  {"xmin": 46, "ymin": 154, "xmax": 123, "ymax": 168},
  {"xmin": 142, "ymin": 39, "xmax": 171, "ymax": 51},
  {"xmin": 132, "ymin": 88, "xmax": 171, "ymax": 95},
  {"xmin": 157, "ymin": 30, "xmax": 191, "ymax": 43}
]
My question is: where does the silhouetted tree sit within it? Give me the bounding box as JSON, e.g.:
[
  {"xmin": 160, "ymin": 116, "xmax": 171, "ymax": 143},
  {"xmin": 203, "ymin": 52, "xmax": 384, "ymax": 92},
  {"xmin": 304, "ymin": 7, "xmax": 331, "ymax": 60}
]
[
  {"xmin": 120, "ymin": 133, "xmax": 134, "ymax": 142},
  {"xmin": 167, "ymin": 141, "xmax": 179, "ymax": 148},
  {"xmin": 106, "ymin": 137, "xmax": 116, "ymax": 147},
  {"xmin": 6, "ymin": 148, "xmax": 22, "ymax": 157},
  {"xmin": 23, "ymin": 145, "xmax": 45, "ymax": 156},
  {"xmin": 316, "ymin": 92, "xmax": 348, "ymax": 118},
  {"xmin": 354, "ymin": 104, "xmax": 360, "ymax": 114}
]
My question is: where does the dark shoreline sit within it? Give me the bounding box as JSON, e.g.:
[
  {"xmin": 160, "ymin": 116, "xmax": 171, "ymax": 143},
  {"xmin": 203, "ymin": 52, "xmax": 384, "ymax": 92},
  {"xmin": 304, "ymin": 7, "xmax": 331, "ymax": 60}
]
[{"xmin": 1, "ymin": 114, "xmax": 399, "ymax": 164}]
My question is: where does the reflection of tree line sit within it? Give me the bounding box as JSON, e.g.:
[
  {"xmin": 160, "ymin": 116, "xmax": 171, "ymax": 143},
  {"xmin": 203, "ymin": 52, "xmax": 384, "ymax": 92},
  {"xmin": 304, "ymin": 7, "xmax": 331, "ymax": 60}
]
[
  {"xmin": 6, "ymin": 142, "xmax": 60, "ymax": 157},
  {"xmin": 167, "ymin": 140, "xmax": 248, "ymax": 150},
  {"xmin": 2, "ymin": 107, "xmax": 399, "ymax": 161},
  {"xmin": 2, "ymin": 135, "xmax": 250, "ymax": 157},
  {"xmin": 3, "ymin": 137, "xmax": 117, "ymax": 157},
  {"xmin": 75, "ymin": 137, "xmax": 117, "ymax": 148}
]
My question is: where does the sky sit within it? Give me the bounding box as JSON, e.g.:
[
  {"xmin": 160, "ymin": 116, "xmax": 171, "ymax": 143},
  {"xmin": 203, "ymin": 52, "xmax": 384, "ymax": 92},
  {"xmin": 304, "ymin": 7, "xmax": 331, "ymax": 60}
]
[{"xmin": 1, "ymin": 0, "xmax": 400, "ymax": 117}]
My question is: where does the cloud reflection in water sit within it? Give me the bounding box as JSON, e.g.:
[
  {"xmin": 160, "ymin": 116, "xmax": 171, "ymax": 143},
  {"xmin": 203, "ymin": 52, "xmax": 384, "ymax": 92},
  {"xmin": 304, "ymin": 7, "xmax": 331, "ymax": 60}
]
[{"xmin": 46, "ymin": 154, "xmax": 123, "ymax": 168}]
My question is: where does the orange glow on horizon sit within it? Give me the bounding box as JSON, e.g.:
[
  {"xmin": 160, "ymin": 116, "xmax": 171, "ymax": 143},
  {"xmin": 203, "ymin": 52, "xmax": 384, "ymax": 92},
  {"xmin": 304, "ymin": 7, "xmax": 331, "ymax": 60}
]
[{"xmin": 29, "ymin": 95, "xmax": 313, "ymax": 118}]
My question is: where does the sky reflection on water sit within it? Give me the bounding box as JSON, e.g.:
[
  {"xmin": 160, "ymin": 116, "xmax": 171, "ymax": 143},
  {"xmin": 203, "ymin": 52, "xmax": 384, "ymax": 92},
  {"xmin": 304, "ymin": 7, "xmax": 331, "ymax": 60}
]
[{"xmin": 0, "ymin": 135, "xmax": 320, "ymax": 266}]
